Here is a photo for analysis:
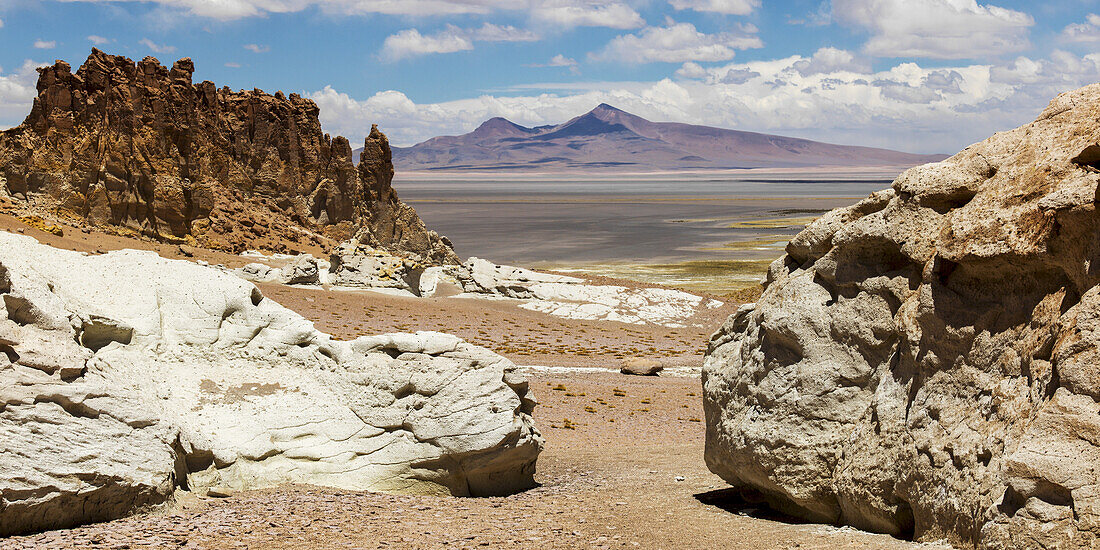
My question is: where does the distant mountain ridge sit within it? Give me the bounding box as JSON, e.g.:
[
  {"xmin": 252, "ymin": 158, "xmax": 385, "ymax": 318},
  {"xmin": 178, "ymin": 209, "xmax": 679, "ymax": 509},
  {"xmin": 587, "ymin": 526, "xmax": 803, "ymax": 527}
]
[{"xmin": 372, "ymin": 104, "xmax": 946, "ymax": 172}]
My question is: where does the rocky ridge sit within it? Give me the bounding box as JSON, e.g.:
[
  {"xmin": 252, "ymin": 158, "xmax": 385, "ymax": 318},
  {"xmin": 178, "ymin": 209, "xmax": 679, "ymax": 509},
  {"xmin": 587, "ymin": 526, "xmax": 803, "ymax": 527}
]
[
  {"xmin": 703, "ymin": 83, "xmax": 1100, "ymax": 548},
  {"xmin": 0, "ymin": 231, "xmax": 539, "ymax": 536},
  {"xmin": 0, "ymin": 49, "xmax": 455, "ymax": 264}
]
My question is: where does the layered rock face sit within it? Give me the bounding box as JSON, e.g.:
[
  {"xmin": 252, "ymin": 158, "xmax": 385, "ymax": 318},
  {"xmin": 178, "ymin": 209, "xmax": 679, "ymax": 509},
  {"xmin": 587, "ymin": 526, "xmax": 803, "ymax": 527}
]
[
  {"xmin": 0, "ymin": 232, "xmax": 539, "ymax": 536},
  {"xmin": 703, "ymin": 83, "xmax": 1100, "ymax": 548},
  {"xmin": 0, "ymin": 49, "xmax": 456, "ymax": 264}
]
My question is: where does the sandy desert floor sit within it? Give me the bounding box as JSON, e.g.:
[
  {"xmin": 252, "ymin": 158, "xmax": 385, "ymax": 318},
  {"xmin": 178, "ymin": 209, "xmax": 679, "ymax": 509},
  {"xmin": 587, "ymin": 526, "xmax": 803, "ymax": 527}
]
[{"xmin": 0, "ymin": 214, "xmax": 946, "ymax": 549}]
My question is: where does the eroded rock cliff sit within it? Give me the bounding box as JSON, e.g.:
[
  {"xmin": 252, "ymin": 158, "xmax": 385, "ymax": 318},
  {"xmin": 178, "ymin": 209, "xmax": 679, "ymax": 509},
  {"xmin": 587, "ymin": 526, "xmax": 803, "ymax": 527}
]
[
  {"xmin": 703, "ymin": 84, "xmax": 1100, "ymax": 548},
  {"xmin": 0, "ymin": 232, "xmax": 538, "ymax": 536},
  {"xmin": 0, "ymin": 49, "xmax": 456, "ymax": 264}
]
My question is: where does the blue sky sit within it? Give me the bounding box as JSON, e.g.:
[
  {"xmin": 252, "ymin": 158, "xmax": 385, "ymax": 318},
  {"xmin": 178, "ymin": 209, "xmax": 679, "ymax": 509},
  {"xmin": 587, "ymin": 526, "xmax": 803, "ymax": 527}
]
[{"xmin": 0, "ymin": 0, "xmax": 1098, "ymax": 153}]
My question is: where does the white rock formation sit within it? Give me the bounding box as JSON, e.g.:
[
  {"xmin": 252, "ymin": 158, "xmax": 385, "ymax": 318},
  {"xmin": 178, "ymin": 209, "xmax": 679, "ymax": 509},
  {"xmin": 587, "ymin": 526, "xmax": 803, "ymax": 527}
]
[
  {"xmin": 457, "ymin": 258, "xmax": 717, "ymax": 327},
  {"xmin": 0, "ymin": 232, "xmax": 541, "ymax": 536},
  {"xmin": 235, "ymin": 255, "xmax": 330, "ymax": 286},
  {"xmin": 703, "ymin": 84, "xmax": 1100, "ymax": 549}
]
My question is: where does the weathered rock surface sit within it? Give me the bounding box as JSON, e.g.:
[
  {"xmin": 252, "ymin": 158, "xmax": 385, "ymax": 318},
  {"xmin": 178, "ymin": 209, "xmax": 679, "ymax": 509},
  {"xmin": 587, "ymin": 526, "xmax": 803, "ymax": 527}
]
[
  {"xmin": 620, "ymin": 358, "xmax": 663, "ymax": 376},
  {"xmin": 0, "ymin": 49, "xmax": 456, "ymax": 264},
  {"xmin": 703, "ymin": 84, "xmax": 1100, "ymax": 548},
  {"xmin": 456, "ymin": 258, "xmax": 722, "ymax": 327},
  {"xmin": 328, "ymin": 230, "xmax": 420, "ymax": 290},
  {"xmin": 0, "ymin": 231, "xmax": 540, "ymax": 536}
]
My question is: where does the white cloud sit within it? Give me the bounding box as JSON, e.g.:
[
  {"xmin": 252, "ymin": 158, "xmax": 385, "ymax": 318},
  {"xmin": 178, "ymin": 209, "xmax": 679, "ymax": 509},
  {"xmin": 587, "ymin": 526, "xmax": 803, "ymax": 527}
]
[
  {"xmin": 0, "ymin": 17, "xmax": 4, "ymax": 28},
  {"xmin": 546, "ymin": 54, "xmax": 577, "ymax": 67},
  {"xmin": 382, "ymin": 23, "xmax": 538, "ymax": 61},
  {"xmin": 57, "ymin": 0, "xmax": 514, "ymax": 19},
  {"xmin": 468, "ymin": 23, "xmax": 539, "ymax": 42},
  {"xmin": 1062, "ymin": 14, "xmax": 1100, "ymax": 44},
  {"xmin": 792, "ymin": 47, "xmax": 870, "ymax": 75},
  {"xmin": 33, "ymin": 40, "xmax": 57, "ymax": 49},
  {"xmin": 531, "ymin": 2, "xmax": 644, "ymax": 29},
  {"xmin": 382, "ymin": 29, "xmax": 473, "ymax": 60},
  {"xmin": 225, "ymin": 62, "xmax": 242, "ymax": 68},
  {"xmin": 718, "ymin": 67, "xmax": 760, "ymax": 84},
  {"xmin": 243, "ymin": 43, "xmax": 270, "ymax": 53},
  {"xmin": 528, "ymin": 54, "xmax": 577, "ymax": 67},
  {"xmin": 139, "ymin": 38, "xmax": 176, "ymax": 54},
  {"xmin": 87, "ymin": 35, "xmax": 111, "ymax": 45},
  {"xmin": 56, "ymin": 0, "xmax": 642, "ymax": 28},
  {"xmin": 789, "ymin": 1, "xmax": 831, "ymax": 26},
  {"xmin": 308, "ymin": 50, "xmax": 1100, "ymax": 156},
  {"xmin": 832, "ymin": 0, "xmax": 1033, "ymax": 59},
  {"xmin": 527, "ymin": 54, "xmax": 580, "ymax": 74},
  {"xmin": 0, "ymin": 60, "xmax": 49, "ymax": 130},
  {"xmin": 669, "ymin": 0, "xmax": 759, "ymax": 15},
  {"xmin": 592, "ymin": 21, "xmax": 762, "ymax": 64},
  {"xmin": 675, "ymin": 62, "xmax": 707, "ymax": 79}
]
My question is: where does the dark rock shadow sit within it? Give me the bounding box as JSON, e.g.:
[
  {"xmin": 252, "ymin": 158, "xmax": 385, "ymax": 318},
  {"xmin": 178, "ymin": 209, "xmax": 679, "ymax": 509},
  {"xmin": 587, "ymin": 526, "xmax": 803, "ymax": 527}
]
[{"xmin": 693, "ymin": 488, "xmax": 811, "ymax": 526}]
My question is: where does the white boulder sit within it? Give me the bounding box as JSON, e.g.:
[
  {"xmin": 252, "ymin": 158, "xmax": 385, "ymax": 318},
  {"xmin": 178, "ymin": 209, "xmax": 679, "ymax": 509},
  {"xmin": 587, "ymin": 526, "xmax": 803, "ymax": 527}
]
[{"xmin": 0, "ymin": 232, "xmax": 542, "ymax": 536}]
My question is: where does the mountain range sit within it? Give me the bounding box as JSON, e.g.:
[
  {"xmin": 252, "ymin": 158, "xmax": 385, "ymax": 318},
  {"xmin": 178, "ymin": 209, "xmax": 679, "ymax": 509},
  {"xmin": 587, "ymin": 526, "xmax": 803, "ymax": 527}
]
[{"xmin": 373, "ymin": 104, "xmax": 946, "ymax": 172}]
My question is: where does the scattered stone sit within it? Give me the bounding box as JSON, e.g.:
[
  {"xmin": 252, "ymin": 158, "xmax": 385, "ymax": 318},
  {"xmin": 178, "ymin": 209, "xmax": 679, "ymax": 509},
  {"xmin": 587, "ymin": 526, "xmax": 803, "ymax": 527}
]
[
  {"xmin": 620, "ymin": 358, "xmax": 663, "ymax": 376},
  {"xmin": 205, "ymin": 487, "xmax": 235, "ymax": 498}
]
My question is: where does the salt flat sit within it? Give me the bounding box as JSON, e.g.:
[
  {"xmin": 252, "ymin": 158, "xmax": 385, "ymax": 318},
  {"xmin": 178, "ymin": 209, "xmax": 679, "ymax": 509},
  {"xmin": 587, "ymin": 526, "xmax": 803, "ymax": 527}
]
[{"xmin": 395, "ymin": 169, "xmax": 902, "ymax": 293}]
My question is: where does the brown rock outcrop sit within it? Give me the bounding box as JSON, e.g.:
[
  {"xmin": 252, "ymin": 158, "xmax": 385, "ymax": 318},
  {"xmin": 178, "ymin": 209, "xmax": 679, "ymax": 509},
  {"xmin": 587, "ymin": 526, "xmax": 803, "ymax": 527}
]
[
  {"xmin": 0, "ymin": 49, "xmax": 456, "ymax": 264},
  {"xmin": 703, "ymin": 83, "xmax": 1100, "ymax": 548}
]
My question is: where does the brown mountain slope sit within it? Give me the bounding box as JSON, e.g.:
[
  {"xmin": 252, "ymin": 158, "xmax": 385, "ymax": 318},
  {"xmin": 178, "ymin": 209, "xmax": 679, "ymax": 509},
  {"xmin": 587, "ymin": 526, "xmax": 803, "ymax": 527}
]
[
  {"xmin": 0, "ymin": 49, "xmax": 456, "ymax": 263},
  {"xmin": 387, "ymin": 104, "xmax": 946, "ymax": 172}
]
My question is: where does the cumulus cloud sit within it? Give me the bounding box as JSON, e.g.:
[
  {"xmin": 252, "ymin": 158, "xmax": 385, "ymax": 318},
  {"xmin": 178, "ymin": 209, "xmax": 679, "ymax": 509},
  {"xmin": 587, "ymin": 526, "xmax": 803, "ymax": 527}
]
[
  {"xmin": 382, "ymin": 23, "xmax": 538, "ymax": 61},
  {"xmin": 592, "ymin": 21, "xmax": 762, "ymax": 64},
  {"xmin": 669, "ymin": 0, "xmax": 759, "ymax": 15},
  {"xmin": 675, "ymin": 62, "xmax": 707, "ymax": 79},
  {"xmin": 545, "ymin": 54, "xmax": 577, "ymax": 67},
  {"xmin": 244, "ymin": 43, "xmax": 270, "ymax": 53},
  {"xmin": 87, "ymin": 35, "xmax": 111, "ymax": 45},
  {"xmin": 833, "ymin": 0, "xmax": 1033, "ymax": 59},
  {"xmin": 139, "ymin": 38, "xmax": 176, "ymax": 54},
  {"xmin": 308, "ymin": 49, "xmax": 1100, "ymax": 156},
  {"xmin": 1062, "ymin": 14, "xmax": 1100, "ymax": 44},
  {"xmin": 718, "ymin": 67, "xmax": 760, "ymax": 84},
  {"xmin": 382, "ymin": 29, "xmax": 473, "ymax": 60},
  {"xmin": 792, "ymin": 47, "xmax": 869, "ymax": 75},
  {"xmin": 0, "ymin": 60, "xmax": 48, "ymax": 129},
  {"xmin": 527, "ymin": 54, "xmax": 580, "ymax": 73},
  {"xmin": 531, "ymin": 2, "xmax": 644, "ymax": 29},
  {"xmin": 33, "ymin": 40, "xmax": 56, "ymax": 49}
]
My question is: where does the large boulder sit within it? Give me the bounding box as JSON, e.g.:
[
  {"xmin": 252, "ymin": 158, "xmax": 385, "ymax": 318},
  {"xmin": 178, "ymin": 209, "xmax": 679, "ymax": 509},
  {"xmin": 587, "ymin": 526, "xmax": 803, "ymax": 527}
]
[
  {"xmin": 703, "ymin": 83, "xmax": 1100, "ymax": 549},
  {"xmin": 0, "ymin": 232, "xmax": 540, "ymax": 536}
]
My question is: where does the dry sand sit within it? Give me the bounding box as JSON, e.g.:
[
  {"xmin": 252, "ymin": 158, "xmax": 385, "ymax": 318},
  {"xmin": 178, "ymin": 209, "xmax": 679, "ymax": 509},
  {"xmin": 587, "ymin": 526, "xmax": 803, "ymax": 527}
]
[{"xmin": 0, "ymin": 214, "xmax": 943, "ymax": 550}]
